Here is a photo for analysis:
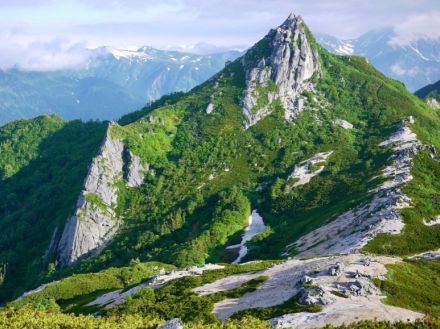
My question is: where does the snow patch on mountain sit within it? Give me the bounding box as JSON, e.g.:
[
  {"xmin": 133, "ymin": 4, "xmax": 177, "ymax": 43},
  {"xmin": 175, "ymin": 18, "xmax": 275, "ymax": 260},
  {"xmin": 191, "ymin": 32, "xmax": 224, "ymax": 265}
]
[
  {"xmin": 110, "ymin": 48, "xmax": 152, "ymax": 62},
  {"xmin": 334, "ymin": 41, "xmax": 354, "ymax": 55}
]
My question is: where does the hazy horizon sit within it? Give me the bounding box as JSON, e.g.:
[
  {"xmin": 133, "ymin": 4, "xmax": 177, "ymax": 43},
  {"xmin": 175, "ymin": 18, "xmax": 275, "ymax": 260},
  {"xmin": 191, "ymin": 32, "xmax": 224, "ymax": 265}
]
[{"xmin": 1, "ymin": 0, "xmax": 439, "ymax": 71}]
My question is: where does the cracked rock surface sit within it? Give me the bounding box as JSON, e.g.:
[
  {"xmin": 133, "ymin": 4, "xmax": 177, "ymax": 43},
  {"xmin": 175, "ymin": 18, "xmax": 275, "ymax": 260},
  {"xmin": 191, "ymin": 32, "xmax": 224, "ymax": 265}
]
[
  {"xmin": 241, "ymin": 13, "xmax": 321, "ymax": 128},
  {"xmin": 56, "ymin": 125, "xmax": 124, "ymax": 267}
]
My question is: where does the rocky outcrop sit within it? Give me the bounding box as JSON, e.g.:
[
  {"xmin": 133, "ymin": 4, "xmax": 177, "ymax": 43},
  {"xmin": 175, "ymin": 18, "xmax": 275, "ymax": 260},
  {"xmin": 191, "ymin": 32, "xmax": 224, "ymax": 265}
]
[
  {"xmin": 287, "ymin": 151, "xmax": 333, "ymax": 190},
  {"xmin": 333, "ymin": 119, "xmax": 353, "ymax": 129},
  {"xmin": 127, "ymin": 151, "xmax": 148, "ymax": 187},
  {"xmin": 426, "ymin": 97, "xmax": 440, "ymax": 109},
  {"xmin": 298, "ymin": 286, "xmax": 334, "ymax": 306},
  {"xmin": 205, "ymin": 103, "xmax": 214, "ymax": 114},
  {"xmin": 56, "ymin": 125, "xmax": 124, "ymax": 267},
  {"xmin": 241, "ymin": 13, "xmax": 321, "ymax": 128},
  {"xmin": 290, "ymin": 117, "xmax": 431, "ymax": 257},
  {"xmin": 158, "ymin": 319, "xmax": 183, "ymax": 329},
  {"xmin": 191, "ymin": 254, "xmax": 421, "ymax": 324}
]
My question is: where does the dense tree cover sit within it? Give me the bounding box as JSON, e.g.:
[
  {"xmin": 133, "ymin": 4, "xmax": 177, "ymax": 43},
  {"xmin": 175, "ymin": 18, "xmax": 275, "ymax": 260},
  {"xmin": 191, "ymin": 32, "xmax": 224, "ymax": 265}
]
[
  {"xmin": 0, "ymin": 115, "xmax": 64, "ymax": 179},
  {"xmin": 0, "ymin": 117, "xmax": 107, "ymax": 301}
]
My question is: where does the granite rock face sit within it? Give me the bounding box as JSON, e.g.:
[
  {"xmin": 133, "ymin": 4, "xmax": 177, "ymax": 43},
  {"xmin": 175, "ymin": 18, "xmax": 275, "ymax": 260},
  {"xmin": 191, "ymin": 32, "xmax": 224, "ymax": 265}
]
[
  {"xmin": 127, "ymin": 151, "xmax": 148, "ymax": 187},
  {"xmin": 241, "ymin": 13, "xmax": 321, "ymax": 128},
  {"xmin": 56, "ymin": 125, "xmax": 124, "ymax": 267}
]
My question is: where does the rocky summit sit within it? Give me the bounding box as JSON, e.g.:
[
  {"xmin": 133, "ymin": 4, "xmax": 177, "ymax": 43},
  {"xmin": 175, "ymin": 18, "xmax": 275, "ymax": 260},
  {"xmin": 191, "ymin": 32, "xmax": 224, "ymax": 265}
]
[
  {"xmin": 242, "ymin": 14, "xmax": 321, "ymax": 127},
  {"xmin": 1, "ymin": 12, "xmax": 440, "ymax": 329}
]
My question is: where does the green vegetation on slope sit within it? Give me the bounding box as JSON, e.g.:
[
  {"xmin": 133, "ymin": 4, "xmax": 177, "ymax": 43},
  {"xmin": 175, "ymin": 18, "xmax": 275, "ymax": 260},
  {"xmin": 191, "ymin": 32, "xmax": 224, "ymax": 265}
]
[
  {"xmin": 3, "ymin": 18, "xmax": 440, "ymax": 321},
  {"xmin": 0, "ymin": 115, "xmax": 64, "ymax": 179},
  {"xmin": 374, "ymin": 259, "xmax": 440, "ymax": 317},
  {"xmin": 12, "ymin": 261, "xmax": 175, "ymax": 314},
  {"xmin": 0, "ymin": 116, "xmax": 107, "ymax": 302},
  {"xmin": 365, "ymin": 152, "xmax": 440, "ymax": 255},
  {"xmin": 106, "ymin": 261, "xmax": 292, "ymax": 324}
]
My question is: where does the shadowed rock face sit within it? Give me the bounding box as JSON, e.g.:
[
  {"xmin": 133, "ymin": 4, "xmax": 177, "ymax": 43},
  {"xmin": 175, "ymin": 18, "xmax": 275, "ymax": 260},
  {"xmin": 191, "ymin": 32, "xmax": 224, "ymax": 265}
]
[
  {"xmin": 241, "ymin": 13, "xmax": 322, "ymax": 128},
  {"xmin": 56, "ymin": 125, "xmax": 124, "ymax": 267}
]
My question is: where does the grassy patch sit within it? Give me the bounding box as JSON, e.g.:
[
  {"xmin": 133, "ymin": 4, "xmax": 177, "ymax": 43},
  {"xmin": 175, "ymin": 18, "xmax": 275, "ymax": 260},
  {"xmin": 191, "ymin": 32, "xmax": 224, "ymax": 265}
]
[
  {"xmin": 331, "ymin": 290, "xmax": 349, "ymax": 298},
  {"xmin": 230, "ymin": 295, "xmax": 322, "ymax": 320},
  {"xmin": 11, "ymin": 261, "xmax": 174, "ymax": 312},
  {"xmin": 108, "ymin": 262, "xmax": 276, "ymax": 323},
  {"xmin": 374, "ymin": 259, "xmax": 440, "ymax": 317}
]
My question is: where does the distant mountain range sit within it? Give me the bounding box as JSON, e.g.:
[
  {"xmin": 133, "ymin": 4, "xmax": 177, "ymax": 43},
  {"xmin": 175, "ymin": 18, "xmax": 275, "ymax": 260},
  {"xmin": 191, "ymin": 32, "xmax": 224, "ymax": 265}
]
[
  {"xmin": 0, "ymin": 47, "xmax": 241, "ymax": 125},
  {"xmin": 1, "ymin": 28, "xmax": 439, "ymax": 126},
  {"xmin": 316, "ymin": 28, "xmax": 440, "ymax": 92}
]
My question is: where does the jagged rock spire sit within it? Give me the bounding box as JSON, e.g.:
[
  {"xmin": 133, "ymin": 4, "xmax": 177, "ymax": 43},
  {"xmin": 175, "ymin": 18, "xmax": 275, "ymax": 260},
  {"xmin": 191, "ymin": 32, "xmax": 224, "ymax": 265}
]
[{"xmin": 241, "ymin": 13, "xmax": 321, "ymax": 128}]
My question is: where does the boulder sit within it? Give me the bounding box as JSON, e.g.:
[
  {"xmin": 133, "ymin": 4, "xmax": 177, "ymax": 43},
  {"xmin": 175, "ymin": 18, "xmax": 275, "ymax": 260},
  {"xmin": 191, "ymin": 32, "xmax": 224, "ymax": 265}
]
[
  {"xmin": 329, "ymin": 262, "xmax": 344, "ymax": 276},
  {"xmin": 158, "ymin": 318, "xmax": 183, "ymax": 329}
]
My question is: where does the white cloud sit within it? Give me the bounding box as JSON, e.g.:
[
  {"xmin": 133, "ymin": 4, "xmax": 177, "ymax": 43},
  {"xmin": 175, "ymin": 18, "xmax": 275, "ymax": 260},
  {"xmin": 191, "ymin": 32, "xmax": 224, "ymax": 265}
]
[
  {"xmin": 0, "ymin": 0, "xmax": 439, "ymax": 70},
  {"xmin": 0, "ymin": 36, "xmax": 95, "ymax": 71},
  {"xmin": 390, "ymin": 11, "xmax": 440, "ymax": 46}
]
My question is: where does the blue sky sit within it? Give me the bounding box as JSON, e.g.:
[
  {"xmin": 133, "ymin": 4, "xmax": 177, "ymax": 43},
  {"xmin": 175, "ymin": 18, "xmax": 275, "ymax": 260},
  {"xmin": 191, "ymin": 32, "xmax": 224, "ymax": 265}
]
[{"xmin": 1, "ymin": 0, "xmax": 439, "ymax": 70}]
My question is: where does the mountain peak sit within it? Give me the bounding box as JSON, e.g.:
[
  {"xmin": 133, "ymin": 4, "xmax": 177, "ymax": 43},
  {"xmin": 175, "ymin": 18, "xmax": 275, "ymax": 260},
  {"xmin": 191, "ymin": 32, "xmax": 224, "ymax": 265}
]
[
  {"xmin": 240, "ymin": 13, "xmax": 321, "ymax": 128},
  {"xmin": 281, "ymin": 12, "xmax": 302, "ymax": 28}
]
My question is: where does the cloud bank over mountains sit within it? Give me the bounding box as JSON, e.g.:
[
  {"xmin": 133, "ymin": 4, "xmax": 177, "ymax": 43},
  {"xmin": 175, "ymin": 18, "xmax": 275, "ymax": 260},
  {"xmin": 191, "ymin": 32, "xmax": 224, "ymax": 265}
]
[{"xmin": 1, "ymin": 0, "xmax": 439, "ymax": 71}]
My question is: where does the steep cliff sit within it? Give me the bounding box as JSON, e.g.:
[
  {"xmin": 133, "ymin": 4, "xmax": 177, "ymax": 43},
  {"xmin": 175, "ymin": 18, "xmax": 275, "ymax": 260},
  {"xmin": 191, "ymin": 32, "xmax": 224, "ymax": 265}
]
[{"xmin": 56, "ymin": 125, "xmax": 124, "ymax": 267}]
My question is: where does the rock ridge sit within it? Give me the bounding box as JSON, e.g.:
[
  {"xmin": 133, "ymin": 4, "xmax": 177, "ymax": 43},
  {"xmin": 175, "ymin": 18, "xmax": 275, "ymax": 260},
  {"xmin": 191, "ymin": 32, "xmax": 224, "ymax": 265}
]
[
  {"xmin": 241, "ymin": 13, "xmax": 322, "ymax": 128},
  {"xmin": 290, "ymin": 117, "xmax": 434, "ymax": 256},
  {"xmin": 55, "ymin": 125, "xmax": 124, "ymax": 267}
]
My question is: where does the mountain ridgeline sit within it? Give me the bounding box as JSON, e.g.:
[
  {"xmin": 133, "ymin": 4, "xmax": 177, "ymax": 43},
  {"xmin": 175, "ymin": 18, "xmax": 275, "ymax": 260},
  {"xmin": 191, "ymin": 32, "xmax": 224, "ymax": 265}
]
[
  {"xmin": 316, "ymin": 29, "xmax": 440, "ymax": 92},
  {"xmin": 0, "ymin": 48, "xmax": 240, "ymax": 125},
  {"xmin": 1, "ymin": 13, "xmax": 440, "ymax": 328}
]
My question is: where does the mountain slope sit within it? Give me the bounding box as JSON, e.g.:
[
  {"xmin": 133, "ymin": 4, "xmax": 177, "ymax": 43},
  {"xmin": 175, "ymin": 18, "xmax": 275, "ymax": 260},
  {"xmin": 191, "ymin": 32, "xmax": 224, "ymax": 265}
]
[
  {"xmin": 316, "ymin": 29, "xmax": 440, "ymax": 91},
  {"xmin": 415, "ymin": 80, "xmax": 440, "ymax": 109},
  {"xmin": 1, "ymin": 13, "xmax": 440, "ymax": 328},
  {"xmin": 0, "ymin": 48, "xmax": 240, "ymax": 125}
]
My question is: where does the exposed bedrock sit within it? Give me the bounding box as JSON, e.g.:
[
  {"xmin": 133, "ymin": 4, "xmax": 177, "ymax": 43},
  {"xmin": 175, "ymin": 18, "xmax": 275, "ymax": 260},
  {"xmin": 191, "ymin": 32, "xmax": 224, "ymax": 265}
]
[
  {"xmin": 55, "ymin": 125, "xmax": 124, "ymax": 267},
  {"xmin": 242, "ymin": 13, "xmax": 322, "ymax": 128}
]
